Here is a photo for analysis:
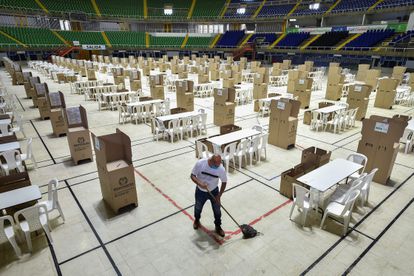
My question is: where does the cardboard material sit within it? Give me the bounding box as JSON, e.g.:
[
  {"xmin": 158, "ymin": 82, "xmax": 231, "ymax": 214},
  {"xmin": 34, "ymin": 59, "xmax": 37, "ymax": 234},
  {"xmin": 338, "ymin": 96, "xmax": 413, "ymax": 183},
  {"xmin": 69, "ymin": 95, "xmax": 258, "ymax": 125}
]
[
  {"xmin": 356, "ymin": 64, "xmax": 370, "ymax": 81},
  {"xmin": 301, "ymin": 147, "xmax": 331, "ymax": 168},
  {"xmin": 220, "ymin": 124, "xmax": 241, "ymax": 135},
  {"xmin": 176, "ymin": 80, "xmax": 194, "ymax": 111},
  {"xmin": 357, "ymin": 115, "xmax": 409, "ymax": 184},
  {"xmin": 346, "ymin": 84, "xmax": 372, "ymax": 121},
  {"xmin": 92, "ymin": 129, "xmax": 138, "ymax": 213},
  {"xmin": 29, "ymin": 77, "xmax": 40, "ymax": 105},
  {"xmin": 374, "ymin": 78, "xmax": 399, "ymax": 109},
  {"xmin": 293, "ymin": 78, "xmax": 313, "ymax": 109},
  {"xmin": 214, "ymin": 88, "xmax": 235, "ymax": 104},
  {"xmin": 365, "ymin": 69, "xmax": 381, "ymax": 90},
  {"xmin": 48, "ymin": 91, "xmax": 67, "ymax": 137},
  {"xmin": 214, "ymin": 102, "xmax": 235, "ymax": 126},
  {"xmin": 64, "ymin": 106, "xmax": 93, "ymax": 165},
  {"xmin": 34, "ymin": 83, "xmax": 50, "ymax": 120},
  {"xmin": 268, "ymin": 98, "xmax": 300, "ymax": 149},
  {"xmin": 391, "ymin": 66, "xmax": 406, "ymax": 84},
  {"xmin": 253, "ymin": 84, "xmax": 268, "ymax": 100}
]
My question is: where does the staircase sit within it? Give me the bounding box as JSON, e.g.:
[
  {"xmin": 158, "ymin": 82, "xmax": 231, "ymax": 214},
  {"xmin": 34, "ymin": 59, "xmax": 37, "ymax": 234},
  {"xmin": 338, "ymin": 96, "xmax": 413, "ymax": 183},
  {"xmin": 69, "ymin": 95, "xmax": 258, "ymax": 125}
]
[
  {"xmin": 367, "ymin": 0, "xmax": 385, "ymax": 12},
  {"xmin": 233, "ymin": 43, "xmax": 255, "ymax": 61},
  {"xmin": 323, "ymin": 0, "xmax": 341, "ymax": 16},
  {"xmin": 46, "ymin": 46, "xmax": 78, "ymax": 60},
  {"xmin": 300, "ymin": 35, "xmax": 321, "ymax": 50},
  {"xmin": 335, "ymin": 33, "xmax": 362, "ymax": 50},
  {"xmin": 373, "ymin": 33, "xmax": 399, "ymax": 52},
  {"xmin": 287, "ymin": 0, "xmax": 302, "ymax": 17},
  {"xmin": 268, "ymin": 33, "xmax": 286, "ymax": 49}
]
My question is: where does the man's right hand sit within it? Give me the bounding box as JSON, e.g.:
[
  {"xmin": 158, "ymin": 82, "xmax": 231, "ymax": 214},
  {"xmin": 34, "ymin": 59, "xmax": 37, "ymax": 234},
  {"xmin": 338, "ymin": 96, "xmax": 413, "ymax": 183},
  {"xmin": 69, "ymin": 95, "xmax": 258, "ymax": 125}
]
[{"xmin": 198, "ymin": 182, "xmax": 209, "ymax": 190}]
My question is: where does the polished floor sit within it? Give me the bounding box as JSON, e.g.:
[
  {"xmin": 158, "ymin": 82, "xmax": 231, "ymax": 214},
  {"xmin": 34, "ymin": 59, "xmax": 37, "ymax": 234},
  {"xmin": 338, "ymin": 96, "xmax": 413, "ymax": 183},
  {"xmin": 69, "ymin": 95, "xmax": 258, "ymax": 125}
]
[{"xmin": 0, "ymin": 66, "xmax": 413, "ymax": 276}]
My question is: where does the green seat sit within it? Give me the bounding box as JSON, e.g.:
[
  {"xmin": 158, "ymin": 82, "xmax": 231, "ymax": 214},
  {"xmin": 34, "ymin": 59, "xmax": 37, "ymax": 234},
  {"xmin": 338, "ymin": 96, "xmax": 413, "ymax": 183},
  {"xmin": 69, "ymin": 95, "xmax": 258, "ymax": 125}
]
[
  {"xmin": 150, "ymin": 36, "xmax": 184, "ymax": 48},
  {"xmin": 41, "ymin": 0, "xmax": 96, "ymax": 14},
  {"xmin": 105, "ymin": 31, "xmax": 146, "ymax": 47},
  {"xmin": 185, "ymin": 36, "xmax": 214, "ymax": 48},
  {"xmin": 96, "ymin": 0, "xmax": 144, "ymax": 18},
  {"xmin": 0, "ymin": 0, "xmax": 41, "ymax": 11},
  {"xmin": 192, "ymin": 0, "xmax": 225, "ymax": 18},
  {"xmin": 0, "ymin": 26, "xmax": 64, "ymax": 47},
  {"xmin": 57, "ymin": 31, "xmax": 106, "ymax": 45}
]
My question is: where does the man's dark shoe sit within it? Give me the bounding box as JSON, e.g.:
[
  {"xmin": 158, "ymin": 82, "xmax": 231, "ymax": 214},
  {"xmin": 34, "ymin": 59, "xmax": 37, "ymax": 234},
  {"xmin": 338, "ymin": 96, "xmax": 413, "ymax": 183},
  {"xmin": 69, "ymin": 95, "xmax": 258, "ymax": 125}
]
[
  {"xmin": 193, "ymin": 219, "xmax": 200, "ymax": 230},
  {"xmin": 215, "ymin": 225, "xmax": 225, "ymax": 237}
]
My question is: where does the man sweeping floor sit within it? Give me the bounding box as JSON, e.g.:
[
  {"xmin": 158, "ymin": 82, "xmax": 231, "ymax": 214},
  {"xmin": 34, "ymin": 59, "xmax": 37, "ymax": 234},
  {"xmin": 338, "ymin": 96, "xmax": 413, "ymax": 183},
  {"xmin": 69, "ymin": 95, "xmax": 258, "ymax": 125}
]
[{"xmin": 191, "ymin": 154, "xmax": 227, "ymax": 237}]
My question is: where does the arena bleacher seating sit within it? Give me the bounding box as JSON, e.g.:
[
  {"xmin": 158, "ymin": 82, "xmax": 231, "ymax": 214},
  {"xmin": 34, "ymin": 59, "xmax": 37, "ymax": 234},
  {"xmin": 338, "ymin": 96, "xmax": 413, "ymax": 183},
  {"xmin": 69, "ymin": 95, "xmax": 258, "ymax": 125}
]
[
  {"xmin": 216, "ymin": 30, "xmax": 245, "ymax": 47},
  {"xmin": 95, "ymin": 0, "xmax": 143, "ymax": 18},
  {"xmin": 331, "ymin": 0, "xmax": 377, "ymax": 13},
  {"xmin": 309, "ymin": 31, "xmax": 350, "ymax": 48},
  {"xmin": 105, "ymin": 31, "xmax": 146, "ymax": 47},
  {"xmin": 247, "ymin": 33, "xmax": 278, "ymax": 46},
  {"xmin": 257, "ymin": 4, "xmax": 294, "ymax": 18},
  {"xmin": 344, "ymin": 29, "xmax": 395, "ymax": 49},
  {"xmin": 277, "ymin": 32, "xmax": 310, "ymax": 48},
  {"xmin": 185, "ymin": 36, "xmax": 214, "ymax": 48},
  {"xmin": 192, "ymin": 0, "xmax": 225, "ymax": 18}
]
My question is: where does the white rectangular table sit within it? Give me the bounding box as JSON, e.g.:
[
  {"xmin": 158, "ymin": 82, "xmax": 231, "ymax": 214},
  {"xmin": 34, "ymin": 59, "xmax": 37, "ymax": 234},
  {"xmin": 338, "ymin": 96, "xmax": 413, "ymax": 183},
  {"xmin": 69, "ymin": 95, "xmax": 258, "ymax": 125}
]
[
  {"xmin": 207, "ymin": 129, "xmax": 261, "ymax": 147},
  {"xmin": 296, "ymin": 159, "xmax": 363, "ymax": 192},
  {"xmin": 0, "ymin": 185, "xmax": 41, "ymax": 210},
  {"xmin": 0, "ymin": 141, "xmax": 20, "ymax": 153},
  {"xmin": 0, "ymin": 119, "xmax": 11, "ymax": 125},
  {"xmin": 406, "ymin": 119, "xmax": 414, "ymax": 132},
  {"xmin": 258, "ymin": 96, "xmax": 283, "ymax": 104},
  {"xmin": 156, "ymin": 111, "xmax": 199, "ymax": 123},
  {"xmin": 126, "ymin": 99, "xmax": 164, "ymax": 113},
  {"xmin": 315, "ymin": 105, "xmax": 346, "ymax": 114}
]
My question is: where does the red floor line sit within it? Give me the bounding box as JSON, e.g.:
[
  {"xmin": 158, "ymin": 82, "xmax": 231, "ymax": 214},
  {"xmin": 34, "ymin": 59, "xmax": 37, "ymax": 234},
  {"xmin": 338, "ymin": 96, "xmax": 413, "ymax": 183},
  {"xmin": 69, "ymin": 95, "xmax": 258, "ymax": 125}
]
[
  {"xmin": 134, "ymin": 168, "xmax": 291, "ymax": 244},
  {"xmin": 223, "ymin": 199, "xmax": 292, "ymax": 240},
  {"xmin": 134, "ymin": 169, "xmax": 223, "ymax": 245}
]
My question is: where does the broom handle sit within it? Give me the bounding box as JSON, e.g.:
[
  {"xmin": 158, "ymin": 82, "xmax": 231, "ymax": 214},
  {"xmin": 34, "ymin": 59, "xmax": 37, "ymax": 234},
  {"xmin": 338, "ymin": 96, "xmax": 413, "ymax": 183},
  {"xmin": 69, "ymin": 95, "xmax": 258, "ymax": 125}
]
[{"xmin": 207, "ymin": 189, "xmax": 242, "ymax": 229}]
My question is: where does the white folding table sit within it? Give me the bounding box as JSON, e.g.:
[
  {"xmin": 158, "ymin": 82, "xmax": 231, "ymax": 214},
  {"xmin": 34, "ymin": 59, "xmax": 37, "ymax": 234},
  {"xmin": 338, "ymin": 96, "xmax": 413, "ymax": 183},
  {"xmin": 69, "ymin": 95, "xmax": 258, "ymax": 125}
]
[
  {"xmin": 0, "ymin": 118, "xmax": 11, "ymax": 125},
  {"xmin": 156, "ymin": 111, "xmax": 199, "ymax": 123},
  {"xmin": 0, "ymin": 141, "xmax": 20, "ymax": 153},
  {"xmin": 315, "ymin": 105, "xmax": 346, "ymax": 115},
  {"xmin": 207, "ymin": 129, "xmax": 261, "ymax": 147},
  {"xmin": 296, "ymin": 159, "xmax": 363, "ymax": 192},
  {"xmin": 0, "ymin": 185, "xmax": 41, "ymax": 210},
  {"xmin": 126, "ymin": 99, "xmax": 164, "ymax": 113},
  {"xmin": 406, "ymin": 119, "xmax": 414, "ymax": 132}
]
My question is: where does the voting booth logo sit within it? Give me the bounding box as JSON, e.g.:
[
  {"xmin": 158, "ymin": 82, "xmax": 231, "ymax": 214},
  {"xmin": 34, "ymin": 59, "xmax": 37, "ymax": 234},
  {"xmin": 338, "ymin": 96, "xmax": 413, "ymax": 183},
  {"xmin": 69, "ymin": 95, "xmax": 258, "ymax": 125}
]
[
  {"xmin": 77, "ymin": 137, "xmax": 85, "ymax": 144},
  {"xmin": 119, "ymin": 177, "xmax": 128, "ymax": 186}
]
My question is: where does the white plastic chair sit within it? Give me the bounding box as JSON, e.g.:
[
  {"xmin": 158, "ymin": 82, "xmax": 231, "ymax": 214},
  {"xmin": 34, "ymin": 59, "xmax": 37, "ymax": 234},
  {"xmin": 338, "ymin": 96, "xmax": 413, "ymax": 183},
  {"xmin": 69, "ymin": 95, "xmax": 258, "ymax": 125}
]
[
  {"xmin": 0, "ymin": 215, "xmax": 21, "ymax": 257},
  {"xmin": 259, "ymin": 100, "xmax": 270, "ymax": 117},
  {"xmin": 0, "ymin": 150, "xmax": 24, "ymax": 175},
  {"xmin": 347, "ymin": 153, "xmax": 368, "ymax": 180},
  {"xmin": 289, "ymin": 184, "xmax": 312, "ymax": 226},
  {"xmin": 10, "ymin": 114, "xmax": 25, "ymax": 138},
  {"xmin": 247, "ymin": 136, "xmax": 261, "ymax": 166},
  {"xmin": 329, "ymin": 177, "xmax": 365, "ymax": 205},
  {"xmin": 0, "ymin": 123, "xmax": 12, "ymax": 137},
  {"xmin": 39, "ymin": 178, "xmax": 65, "ymax": 222},
  {"xmin": 320, "ymin": 190, "xmax": 360, "ymax": 236},
  {"xmin": 19, "ymin": 137, "xmax": 37, "ymax": 169},
  {"xmin": 166, "ymin": 119, "xmax": 182, "ymax": 143},
  {"xmin": 198, "ymin": 112, "xmax": 207, "ymax": 135},
  {"xmin": 235, "ymin": 139, "xmax": 248, "ymax": 169},
  {"xmin": 400, "ymin": 129, "xmax": 414, "ymax": 154},
  {"xmin": 152, "ymin": 118, "xmax": 166, "ymax": 141},
  {"xmin": 222, "ymin": 142, "xmax": 237, "ymax": 172},
  {"xmin": 310, "ymin": 111, "xmax": 324, "ymax": 131},
  {"xmin": 132, "ymin": 105, "xmax": 144, "ymax": 124},
  {"xmin": 196, "ymin": 141, "xmax": 211, "ymax": 159},
  {"xmin": 326, "ymin": 113, "xmax": 341, "ymax": 134},
  {"xmin": 180, "ymin": 117, "xmax": 192, "ymax": 138},
  {"xmin": 257, "ymin": 133, "xmax": 268, "ymax": 163},
  {"xmin": 118, "ymin": 104, "xmax": 131, "ymax": 124},
  {"xmin": 14, "ymin": 204, "xmax": 53, "ymax": 252},
  {"xmin": 360, "ymin": 168, "xmax": 378, "ymax": 206}
]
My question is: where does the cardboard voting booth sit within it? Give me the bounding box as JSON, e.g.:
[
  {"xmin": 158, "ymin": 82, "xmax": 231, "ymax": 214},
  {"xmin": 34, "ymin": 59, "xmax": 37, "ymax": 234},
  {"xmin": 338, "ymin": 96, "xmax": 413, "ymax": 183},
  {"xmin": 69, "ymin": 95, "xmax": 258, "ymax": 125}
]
[
  {"xmin": 149, "ymin": 75, "xmax": 165, "ymax": 100},
  {"xmin": 176, "ymin": 80, "xmax": 194, "ymax": 112},
  {"xmin": 34, "ymin": 83, "xmax": 51, "ymax": 120},
  {"xmin": 357, "ymin": 115, "xmax": 409, "ymax": 184},
  {"xmin": 64, "ymin": 105, "xmax": 93, "ymax": 165},
  {"xmin": 347, "ymin": 84, "xmax": 372, "ymax": 121},
  {"xmin": 293, "ymin": 78, "xmax": 313, "ymax": 109},
  {"xmin": 374, "ymin": 78, "xmax": 399, "ymax": 109},
  {"xmin": 268, "ymin": 98, "xmax": 300, "ymax": 149},
  {"xmin": 325, "ymin": 66, "xmax": 345, "ymax": 101},
  {"xmin": 48, "ymin": 91, "xmax": 67, "ymax": 137},
  {"xmin": 92, "ymin": 129, "xmax": 138, "ymax": 213},
  {"xmin": 28, "ymin": 77, "xmax": 40, "ymax": 104},
  {"xmin": 213, "ymin": 88, "xmax": 236, "ymax": 126}
]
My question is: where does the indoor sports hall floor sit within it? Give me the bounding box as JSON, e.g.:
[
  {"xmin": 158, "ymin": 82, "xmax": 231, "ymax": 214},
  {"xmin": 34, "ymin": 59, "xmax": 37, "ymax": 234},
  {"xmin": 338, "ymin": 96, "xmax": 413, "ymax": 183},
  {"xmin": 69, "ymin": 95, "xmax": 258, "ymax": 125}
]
[{"xmin": 0, "ymin": 67, "xmax": 413, "ymax": 276}]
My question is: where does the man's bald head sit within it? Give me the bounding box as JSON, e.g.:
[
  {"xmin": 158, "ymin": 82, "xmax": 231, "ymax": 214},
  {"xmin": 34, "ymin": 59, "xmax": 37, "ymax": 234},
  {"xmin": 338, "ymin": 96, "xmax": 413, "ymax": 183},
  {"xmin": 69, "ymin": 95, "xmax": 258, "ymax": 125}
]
[{"xmin": 208, "ymin": 155, "xmax": 222, "ymax": 168}]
